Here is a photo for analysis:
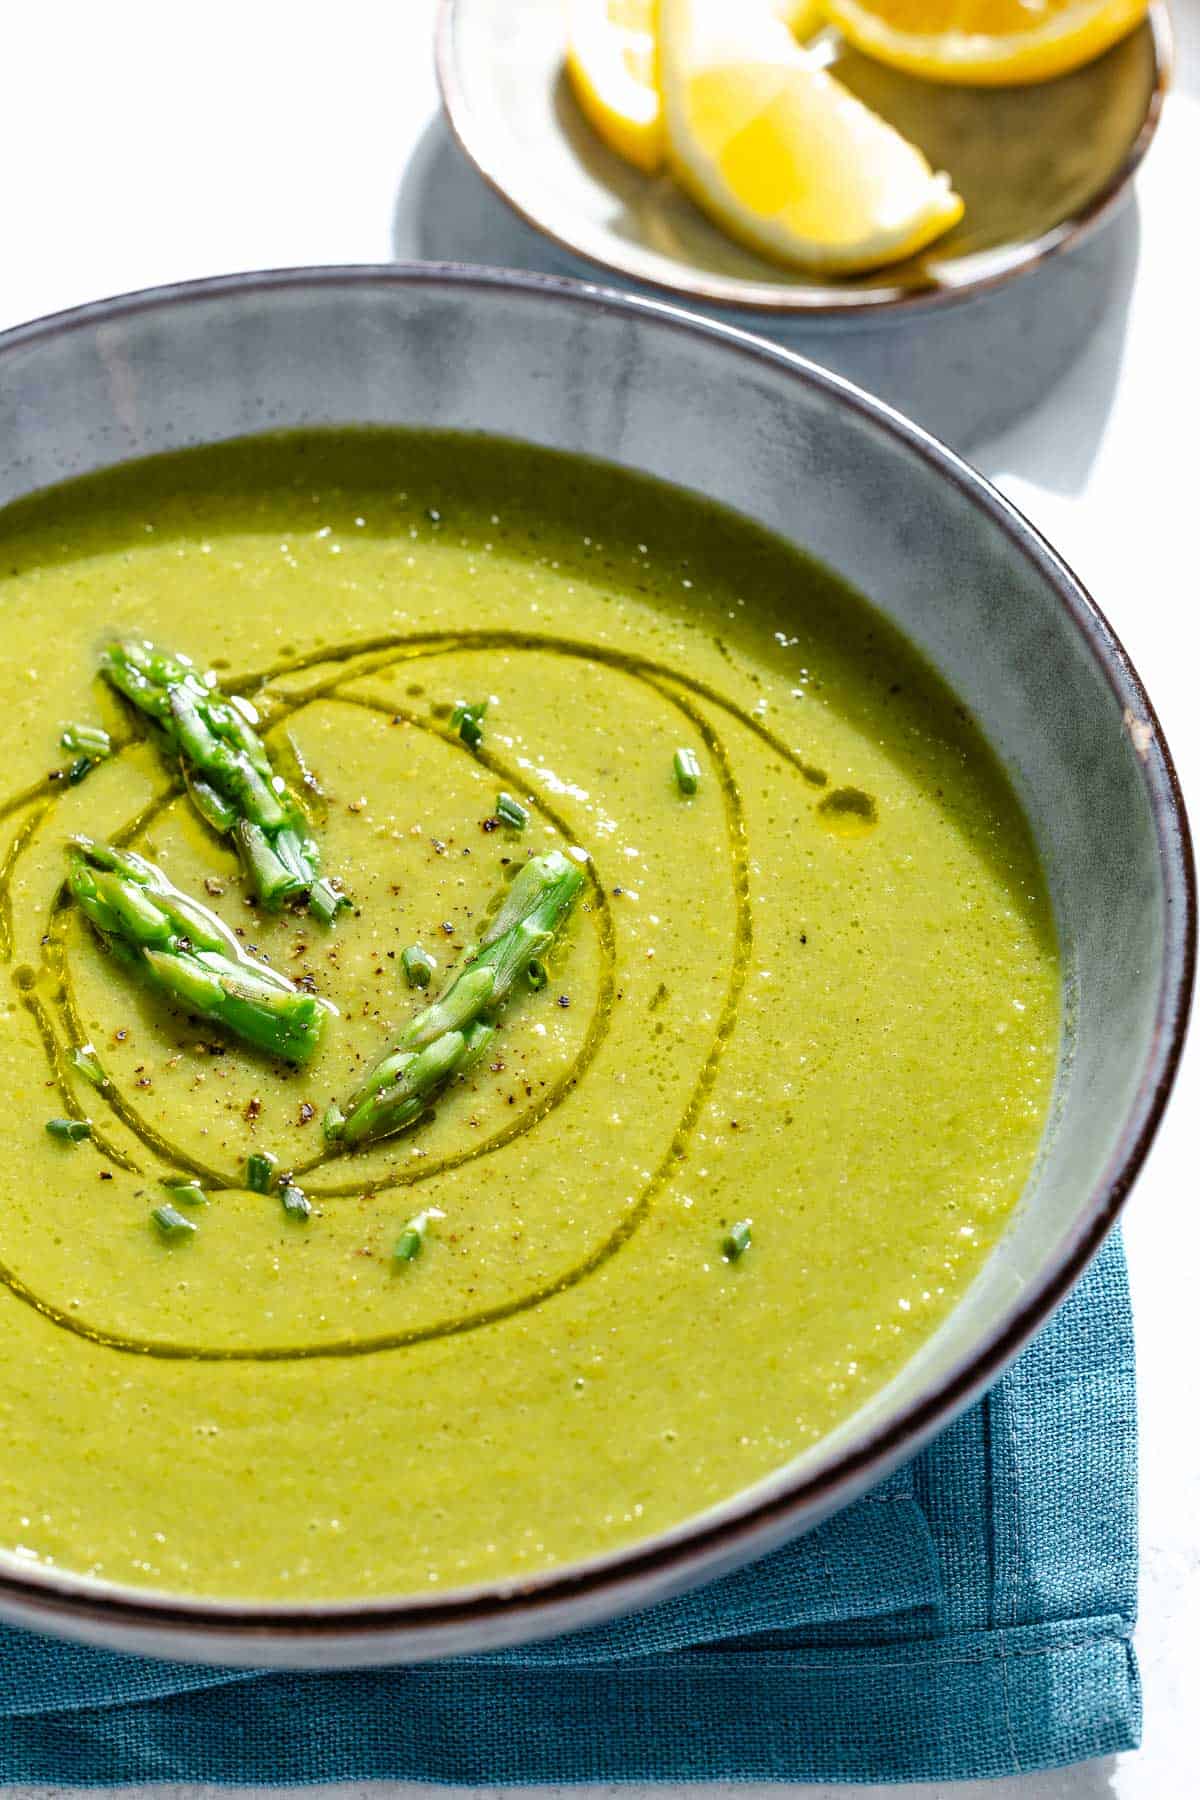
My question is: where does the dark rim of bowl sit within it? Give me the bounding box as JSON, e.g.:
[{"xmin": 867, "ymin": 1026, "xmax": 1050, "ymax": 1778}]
[
  {"xmin": 0, "ymin": 264, "xmax": 1192, "ymax": 1649},
  {"xmin": 434, "ymin": 0, "xmax": 1173, "ymax": 319}
]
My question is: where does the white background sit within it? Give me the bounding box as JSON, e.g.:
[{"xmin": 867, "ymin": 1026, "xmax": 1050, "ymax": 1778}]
[{"xmin": 1, "ymin": 2, "xmax": 1196, "ymax": 1794}]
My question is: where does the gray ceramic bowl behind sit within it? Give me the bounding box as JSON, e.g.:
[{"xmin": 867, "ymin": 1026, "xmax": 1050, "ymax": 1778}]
[{"xmin": 0, "ymin": 267, "xmax": 1191, "ymax": 1667}]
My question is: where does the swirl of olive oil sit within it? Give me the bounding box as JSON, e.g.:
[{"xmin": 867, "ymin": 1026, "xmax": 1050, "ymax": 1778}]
[
  {"xmin": 36, "ymin": 697, "xmax": 615, "ymax": 1193},
  {"xmin": 0, "ymin": 632, "xmax": 867, "ymax": 1360}
]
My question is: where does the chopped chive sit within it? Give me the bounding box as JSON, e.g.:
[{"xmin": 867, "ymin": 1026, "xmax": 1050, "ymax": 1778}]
[
  {"xmin": 394, "ymin": 1207, "xmax": 444, "ymax": 1264},
  {"xmin": 152, "ymin": 1202, "xmax": 197, "ymax": 1239},
  {"xmin": 527, "ymin": 958, "xmax": 548, "ymax": 991},
  {"xmin": 70, "ymin": 1045, "xmax": 107, "ymax": 1089},
  {"xmin": 450, "ymin": 699, "xmax": 487, "ymax": 751},
  {"xmin": 723, "ymin": 1219, "xmax": 752, "ymax": 1261},
  {"xmin": 67, "ymin": 757, "xmax": 95, "ymax": 785},
  {"xmin": 309, "ymin": 877, "xmax": 350, "ymax": 924},
  {"xmin": 495, "ymin": 792, "xmax": 528, "ymax": 831},
  {"xmin": 246, "ymin": 1150, "xmax": 279, "ymax": 1193},
  {"xmin": 401, "ymin": 943, "xmax": 436, "ymax": 990},
  {"xmin": 674, "ymin": 748, "xmax": 701, "ymax": 795},
  {"xmin": 159, "ymin": 1176, "xmax": 208, "ymax": 1205},
  {"xmin": 45, "ymin": 1116, "xmax": 91, "ymax": 1142},
  {"xmin": 280, "ymin": 1183, "xmax": 312, "ymax": 1222},
  {"xmin": 61, "ymin": 723, "xmax": 113, "ymax": 759}
]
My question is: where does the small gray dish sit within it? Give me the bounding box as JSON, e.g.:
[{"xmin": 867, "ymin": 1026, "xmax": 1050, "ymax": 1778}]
[
  {"xmin": 436, "ymin": 0, "xmax": 1171, "ymax": 318},
  {"xmin": 0, "ymin": 265, "xmax": 1191, "ymax": 1666}
]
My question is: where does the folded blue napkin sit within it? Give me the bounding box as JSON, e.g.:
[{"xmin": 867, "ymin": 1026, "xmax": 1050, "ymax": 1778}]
[{"xmin": 0, "ymin": 1232, "xmax": 1138, "ymax": 1786}]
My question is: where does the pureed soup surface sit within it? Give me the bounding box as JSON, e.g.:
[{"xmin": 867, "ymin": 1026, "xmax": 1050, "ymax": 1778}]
[{"xmin": 0, "ymin": 432, "xmax": 1057, "ymax": 1600}]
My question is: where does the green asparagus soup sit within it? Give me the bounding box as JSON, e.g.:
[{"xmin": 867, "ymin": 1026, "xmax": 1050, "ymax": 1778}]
[{"xmin": 0, "ymin": 432, "xmax": 1057, "ymax": 1600}]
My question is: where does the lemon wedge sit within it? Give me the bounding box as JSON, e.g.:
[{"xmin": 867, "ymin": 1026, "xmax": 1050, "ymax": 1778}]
[
  {"xmin": 658, "ymin": 0, "xmax": 963, "ymax": 275},
  {"xmin": 826, "ymin": 0, "xmax": 1150, "ymax": 86},
  {"xmin": 773, "ymin": 0, "xmax": 827, "ymax": 35},
  {"xmin": 564, "ymin": 1, "xmax": 827, "ymax": 179},
  {"xmin": 566, "ymin": 0, "xmax": 664, "ymax": 174}
]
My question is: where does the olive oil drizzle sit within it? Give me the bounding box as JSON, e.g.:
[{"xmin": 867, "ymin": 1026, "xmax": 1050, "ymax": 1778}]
[
  {"xmin": 0, "ymin": 636, "xmax": 768, "ymax": 1360},
  {"xmin": 50, "ymin": 961, "xmax": 229, "ymax": 1187},
  {"xmin": 17, "ymin": 984, "xmax": 140, "ymax": 1174},
  {"xmin": 0, "ymin": 801, "xmax": 51, "ymax": 960},
  {"xmin": 0, "ymin": 777, "xmax": 66, "ymax": 828},
  {"xmin": 238, "ymin": 630, "xmax": 833, "ymax": 793},
  {"xmin": 33, "ymin": 695, "xmax": 618, "ymax": 1197}
]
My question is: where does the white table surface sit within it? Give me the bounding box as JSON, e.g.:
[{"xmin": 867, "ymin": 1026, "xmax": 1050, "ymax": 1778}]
[{"xmin": 2, "ymin": 2, "xmax": 1196, "ymax": 1794}]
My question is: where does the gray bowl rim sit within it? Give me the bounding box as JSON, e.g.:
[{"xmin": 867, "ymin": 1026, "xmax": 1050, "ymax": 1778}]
[
  {"xmin": 434, "ymin": 0, "xmax": 1174, "ymax": 320},
  {"xmin": 0, "ymin": 262, "xmax": 1191, "ymax": 1653}
]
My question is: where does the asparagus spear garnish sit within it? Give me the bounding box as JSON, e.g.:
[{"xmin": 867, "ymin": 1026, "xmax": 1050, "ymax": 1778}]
[
  {"xmin": 98, "ymin": 638, "xmax": 347, "ymax": 923},
  {"xmin": 66, "ymin": 836, "xmax": 334, "ymax": 1065},
  {"xmin": 324, "ymin": 849, "xmax": 585, "ymax": 1147}
]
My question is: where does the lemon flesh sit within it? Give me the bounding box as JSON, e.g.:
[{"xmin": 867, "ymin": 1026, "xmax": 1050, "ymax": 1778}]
[
  {"xmin": 827, "ymin": 0, "xmax": 1151, "ymax": 85},
  {"xmin": 659, "ymin": 0, "xmax": 963, "ymax": 275},
  {"xmin": 566, "ymin": 0, "xmax": 664, "ymax": 173},
  {"xmin": 773, "ymin": 0, "xmax": 828, "ymax": 36}
]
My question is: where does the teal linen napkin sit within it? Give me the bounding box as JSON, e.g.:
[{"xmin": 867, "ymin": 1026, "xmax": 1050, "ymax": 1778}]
[{"xmin": 0, "ymin": 1232, "xmax": 1138, "ymax": 1785}]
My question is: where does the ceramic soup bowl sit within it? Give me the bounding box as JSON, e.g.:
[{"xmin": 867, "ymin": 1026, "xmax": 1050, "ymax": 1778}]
[{"xmin": 0, "ymin": 267, "xmax": 1190, "ymax": 1666}]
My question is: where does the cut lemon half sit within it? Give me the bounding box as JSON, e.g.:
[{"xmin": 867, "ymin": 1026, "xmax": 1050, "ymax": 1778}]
[
  {"xmin": 826, "ymin": 0, "xmax": 1151, "ymax": 86},
  {"xmin": 565, "ymin": 0, "xmax": 664, "ymax": 173},
  {"xmin": 658, "ymin": 0, "xmax": 963, "ymax": 275}
]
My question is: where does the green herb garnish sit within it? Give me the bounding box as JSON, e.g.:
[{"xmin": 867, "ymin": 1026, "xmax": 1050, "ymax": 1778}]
[
  {"xmin": 401, "ymin": 943, "xmax": 437, "ymax": 990},
  {"xmin": 280, "ymin": 1183, "xmax": 312, "ymax": 1222},
  {"xmin": 160, "ymin": 1177, "xmax": 207, "ymax": 1205},
  {"xmin": 70, "ymin": 1045, "xmax": 107, "ymax": 1089},
  {"xmin": 495, "ymin": 792, "xmax": 528, "ymax": 831},
  {"xmin": 66, "ymin": 836, "xmax": 334, "ymax": 1065},
  {"xmin": 674, "ymin": 747, "xmax": 701, "ymax": 795},
  {"xmin": 723, "ymin": 1219, "xmax": 752, "ymax": 1261},
  {"xmin": 527, "ymin": 958, "xmax": 548, "ymax": 991},
  {"xmin": 152, "ymin": 1203, "xmax": 197, "ymax": 1239},
  {"xmin": 246, "ymin": 1150, "xmax": 279, "ymax": 1193},
  {"xmin": 98, "ymin": 637, "xmax": 348, "ymax": 923},
  {"xmin": 45, "ymin": 1117, "xmax": 91, "ymax": 1142},
  {"xmin": 450, "ymin": 699, "xmax": 487, "ymax": 751},
  {"xmin": 61, "ymin": 723, "xmax": 113, "ymax": 759},
  {"xmin": 394, "ymin": 1207, "xmax": 444, "ymax": 1263},
  {"xmin": 324, "ymin": 849, "xmax": 584, "ymax": 1148}
]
